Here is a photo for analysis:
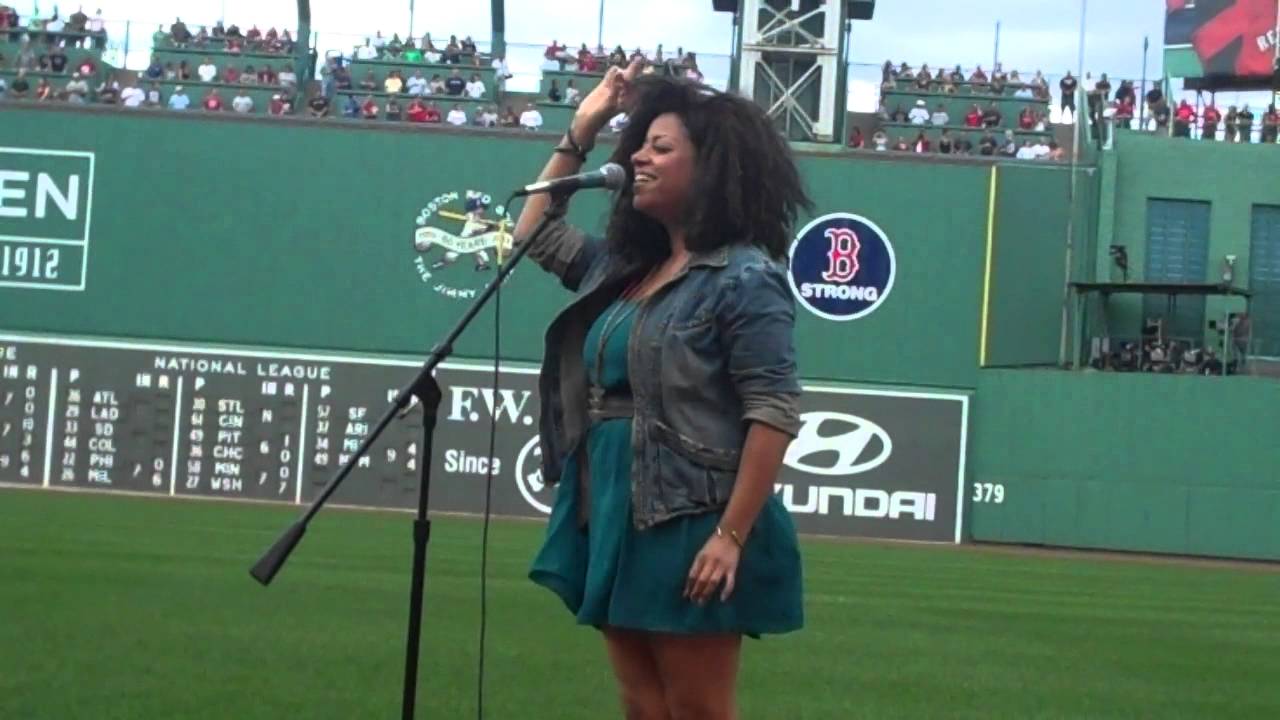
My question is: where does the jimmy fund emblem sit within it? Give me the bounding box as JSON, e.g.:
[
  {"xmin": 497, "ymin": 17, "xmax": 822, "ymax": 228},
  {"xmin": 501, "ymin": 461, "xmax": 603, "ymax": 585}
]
[{"xmin": 412, "ymin": 190, "xmax": 513, "ymax": 299}]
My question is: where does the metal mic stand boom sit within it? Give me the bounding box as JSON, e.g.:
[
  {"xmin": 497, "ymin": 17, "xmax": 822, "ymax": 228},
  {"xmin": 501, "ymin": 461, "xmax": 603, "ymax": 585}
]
[{"xmin": 249, "ymin": 193, "xmax": 556, "ymax": 719}]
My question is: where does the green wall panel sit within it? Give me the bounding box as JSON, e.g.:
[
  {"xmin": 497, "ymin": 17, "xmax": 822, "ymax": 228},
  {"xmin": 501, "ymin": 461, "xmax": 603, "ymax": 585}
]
[
  {"xmin": 985, "ymin": 163, "xmax": 1098, "ymax": 367},
  {"xmin": 969, "ymin": 369, "xmax": 1280, "ymax": 560},
  {"xmin": 1093, "ymin": 132, "xmax": 1280, "ymax": 345}
]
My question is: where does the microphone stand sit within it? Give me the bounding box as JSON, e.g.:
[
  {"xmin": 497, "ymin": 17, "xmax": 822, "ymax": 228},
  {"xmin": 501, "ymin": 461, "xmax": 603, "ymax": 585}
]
[{"xmin": 249, "ymin": 191, "xmax": 561, "ymax": 720}]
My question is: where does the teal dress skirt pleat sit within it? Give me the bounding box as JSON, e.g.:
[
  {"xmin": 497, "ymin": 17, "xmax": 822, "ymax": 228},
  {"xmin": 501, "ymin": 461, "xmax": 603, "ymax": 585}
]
[{"xmin": 529, "ymin": 298, "xmax": 804, "ymax": 636}]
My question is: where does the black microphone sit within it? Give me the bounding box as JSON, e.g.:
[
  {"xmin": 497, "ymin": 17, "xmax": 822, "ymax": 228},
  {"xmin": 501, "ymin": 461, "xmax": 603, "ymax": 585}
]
[{"xmin": 515, "ymin": 163, "xmax": 627, "ymax": 197}]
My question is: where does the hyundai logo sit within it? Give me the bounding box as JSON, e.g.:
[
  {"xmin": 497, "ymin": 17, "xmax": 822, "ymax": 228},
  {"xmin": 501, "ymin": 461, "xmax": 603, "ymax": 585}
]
[{"xmin": 783, "ymin": 411, "xmax": 892, "ymax": 476}]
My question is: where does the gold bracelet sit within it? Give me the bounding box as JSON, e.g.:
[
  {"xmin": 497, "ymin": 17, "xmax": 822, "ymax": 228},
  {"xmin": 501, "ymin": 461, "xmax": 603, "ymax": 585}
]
[{"xmin": 716, "ymin": 525, "xmax": 745, "ymax": 549}]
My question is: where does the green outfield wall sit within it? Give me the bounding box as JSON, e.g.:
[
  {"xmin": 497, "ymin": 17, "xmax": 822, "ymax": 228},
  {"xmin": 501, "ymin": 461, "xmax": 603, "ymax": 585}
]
[{"xmin": 967, "ymin": 369, "xmax": 1280, "ymax": 561}]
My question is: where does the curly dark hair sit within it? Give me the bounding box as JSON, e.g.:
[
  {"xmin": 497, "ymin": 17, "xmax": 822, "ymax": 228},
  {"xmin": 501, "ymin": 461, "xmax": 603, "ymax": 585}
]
[{"xmin": 604, "ymin": 74, "xmax": 812, "ymax": 267}]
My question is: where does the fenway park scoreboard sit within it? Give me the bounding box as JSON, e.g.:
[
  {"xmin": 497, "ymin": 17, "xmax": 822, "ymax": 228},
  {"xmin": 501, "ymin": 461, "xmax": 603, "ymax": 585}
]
[{"xmin": 0, "ymin": 333, "xmax": 970, "ymax": 544}]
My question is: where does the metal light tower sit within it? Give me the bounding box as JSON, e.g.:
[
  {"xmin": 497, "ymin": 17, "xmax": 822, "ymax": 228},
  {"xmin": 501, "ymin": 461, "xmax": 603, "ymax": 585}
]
[{"xmin": 716, "ymin": 0, "xmax": 875, "ymax": 143}]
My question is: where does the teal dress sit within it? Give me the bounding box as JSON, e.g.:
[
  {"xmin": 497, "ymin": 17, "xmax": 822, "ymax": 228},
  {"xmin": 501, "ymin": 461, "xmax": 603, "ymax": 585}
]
[{"xmin": 529, "ymin": 299, "xmax": 804, "ymax": 636}]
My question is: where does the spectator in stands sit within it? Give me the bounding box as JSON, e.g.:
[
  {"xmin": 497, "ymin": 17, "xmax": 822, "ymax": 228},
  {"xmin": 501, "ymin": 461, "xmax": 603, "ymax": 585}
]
[
  {"xmin": 176, "ymin": 60, "xmax": 192, "ymax": 81},
  {"xmin": 548, "ymin": 78, "xmax": 563, "ymax": 103},
  {"xmin": 419, "ymin": 33, "xmax": 439, "ymax": 61},
  {"xmin": 889, "ymin": 103, "xmax": 907, "ymax": 122},
  {"xmin": 969, "ymin": 65, "xmax": 988, "ymax": 84},
  {"xmin": 911, "ymin": 130, "xmax": 930, "ymax": 153},
  {"xmin": 519, "ymin": 102, "xmax": 543, "ymax": 130},
  {"xmin": 578, "ymin": 46, "xmax": 599, "ymax": 73},
  {"xmin": 257, "ymin": 65, "xmax": 276, "ymax": 85},
  {"xmin": 386, "ymin": 33, "xmax": 403, "ymax": 58},
  {"xmin": 1224, "ymin": 106, "xmax": 1240, "ymax": 141},
  {"xmin": 466, "ymin": 74, "xmax": 486, "ymax": 100},
  {"xmin": 500, "ymin": 105, "xmax": 519, "ymax": 127},
  {"xmin": 359, "ymin": 71, "xmax": 377, "ymax": 92},
  {"xmin": 429, "ymin": 74, "xmax": 446, "ymax": 95},
  {"xmin": 170, "ymin": 17, "xmax": 191, "ymax": 46},
  {"xmin": 384, "ymin": 97, "xmax": 402, "ymax": 121},
  {"xmin": 232, "ymin": 90, "xmax": 254, "ymax": 114},
  {"xmin": 334, "ymin": 64, "xmax": 352, "ymax": 93},
  {"xmin": 197, "ymin": 57, "xmax": 217, "ymax": 83},
  {"xmin": 1173, "ymin": 100, "xmax": 1195, "ymax": 138},
  {"xmin": 914, "ymin": 65, "xmax": 932, "ymax": 90},
  {"xmin": 609, "ymin": 111, "xmax": 629, "ymax": 133},
  {"xmin": 999, "ymin": 130, "xmax": 1018, "ymax": 157},
  {"xmin": 1018, "ymin": 106, "xmax": 1037, "ymax": 130},
  {"xmin": 492, "ymin": 54, "xmax": 513, "ymax": 90},
  {"xmin": 1262, "ymin": 105, "xmax": 1280, "ymax": 144},
  {"xmin": 211, "ymin": 21, "xmax": 225, "ymax": 39},
  {"xmin": 989, "ymin": 72, "xmax": 1006, "ymax": 96},
  {"xmin": 34, "ymin": 76, "xmax": 52, "ymax": 101},
  {"xmin": 355, "ymin": 39, "xmax": 377, "ymax": 60},
  {"xmin": 64, "ymin": 72, "xmax": 89, "ymax": 103},
  {"xmin": 461, "ymin": 36, "xmax": 477, "ymax": 54},
  {"xmin": 1059, "ymin": 71, "xmax": 1078, "ymax": 119},
  {"xmin": 954, "ymin": 136, "xmax": 974, "ymax": 155},
  {"xmin": 406, "ymin": 97, "xmax": 428, "ymax": 122},
  {"xmin": 1113, "ymin": 95, "xmax": 1135, "ymax": 129},
  {"xmin": 871, "ymin": 129, "xmax": 888, "ymax": 151},
  {"xmin": 907, "ymin": 99, "xmax": 929, "ymax": 125},
  {"xmin": 401, "ymin": 39, "xmax": 423, "ymax": 63},
  {"xmin": 891, "ymin": 135, "xmax": 909, "ymax": 151},
  {"xmin": 443, "ymin": 36, "xmax": 462, "ymax": 64},
  {"xmin": 385, "ymin": 70, "xmax": 404, "ymax": 94},
  {"xmin": 279, "ymin": 64, "xmax": 297, "ymax": 88},
  {"xmin": 8, "ymin": 68, "xmax": 28, "ymax": 98},
  {"xmin": 225, "ymin": 34, "xmax": 243, "ymax": 54},
  {"xmin": 978, "ymin": 130, "xmax": 997, "ymax": 155},
  {"xmin": 202, "ymin": 88, "xmax": 223, "ymax": 111},
  {"xmin": 361, "ymin": 95, "xmax": 379, "ymax": 120},
  {"xmin": 341, "ymin": 94, "xmax": 360, "ymax": 118},
  {"xmin": 1237, "ymin": 106, "xmax": 1254, "ymax": 142},
  {"xmin": 424, "ymin": 102, "xmax": 442, "ymax": 123},
  {"xmin": 96, "ymin": 78, "xmax": 118, "ymax": 103},
  {"xmin": 447, "ymin": 104, "xmax": 467, "ymax": 126},
  {"xmin": 937, "ymin": 129, "xmax": 954, "ymax": 154},
  {"xmin": 1201, "ymin": 102, "xmax": 1221, "ymax": 140},
  {"xmin": 245, "ymin": 25, "xmax": 263, "ymax": 50},
  {"xmin": 143, "ymin": 55, "xmax": 163, "ymax": 80},
  {"xmin": 445, "ymin": 69, "xmax": 466, "ymax": 96},
  {"xmin": 478, "ymin": 106, "xmax": 499, "ymax": 127},
  {"xmin": 406, "ymin": 70, "xmax": 426, "ymax": 96},
  {"xmin": 192, "ymin": 25, "xmax": 208, "ymax": 47},
  {"xmin": 120, "ymin": 80, "xmax": 144, "ymax": 107},
  {"xmin": 241, "ymin": 65, "xmax": 259, "ymax": 85},
  {"xmin": 168, "ymin": 85, "xmax": 190, "ymax": 110},
  {"xmin": 48, "ymin": 45, "xmax": 67, "ymax": 73},
  {"xmin": 145, "ymin": 82, "xmax": 162, "ymax": 108},
  {"xmin": 981, "ymin": 102, "xmax": 1002, "ymax": 128},
  {"xmin": 308, "ymin": 90, "xmax": 330, "ymax": 118},
  {"xmin": 964, "ymin": 105, "xmax": 982, "ymax": 128},
  {"xmin": 223, "ymin": 64, "xmax": 241, "ymax": 84},
  {"xmin": 1015, "ymin": 140, "xmax": 1037, "ymax": 160},
  {"xmin": 1152, "ymin": 100, "xmax": 1171, "ymax": 134},
  {"xmin": 87, "ymin": 9, "xmax": 105, "ymax": 49}
]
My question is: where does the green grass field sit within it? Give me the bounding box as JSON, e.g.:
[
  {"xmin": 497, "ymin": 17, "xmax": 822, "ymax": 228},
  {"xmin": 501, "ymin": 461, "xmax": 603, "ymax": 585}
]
[{"xmin": 2, "ymin": 488, "xmax": 1278, "ymax": 719}]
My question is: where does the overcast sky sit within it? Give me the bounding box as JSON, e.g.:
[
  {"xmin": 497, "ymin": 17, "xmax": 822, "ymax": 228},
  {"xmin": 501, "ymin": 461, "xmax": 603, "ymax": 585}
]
[{"xmin": 20, "ymin": 1, "xmax": 1240, "ymax": 109}]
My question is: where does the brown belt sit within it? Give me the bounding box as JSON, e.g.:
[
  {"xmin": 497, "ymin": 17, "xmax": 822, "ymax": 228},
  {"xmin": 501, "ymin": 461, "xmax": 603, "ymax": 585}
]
[{"xmin": 586, "ymin": 388, "xmax": 634, "ymax": 423}]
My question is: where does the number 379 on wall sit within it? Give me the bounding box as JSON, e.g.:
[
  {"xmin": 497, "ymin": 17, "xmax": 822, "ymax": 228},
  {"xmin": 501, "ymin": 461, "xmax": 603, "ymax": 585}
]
[{"xmin": 972, "ymin": 482, "xmax": 1005, "ymax": 504}]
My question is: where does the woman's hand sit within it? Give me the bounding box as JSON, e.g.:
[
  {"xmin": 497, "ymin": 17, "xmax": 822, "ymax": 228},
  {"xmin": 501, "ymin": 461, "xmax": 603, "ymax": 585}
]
[
  {"xmin": 572, "ymin": 57, "xmax": 644, "ymax": 139},
  {"xmin": 684, "ymin": 530, "xmax": 742, "ymax": 605}
]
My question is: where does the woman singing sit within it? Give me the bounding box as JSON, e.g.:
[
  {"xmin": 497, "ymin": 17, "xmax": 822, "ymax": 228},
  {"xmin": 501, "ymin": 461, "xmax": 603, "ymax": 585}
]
[{"xmin": 515, "ymin": 59, "xmax": 809, "ymax": 719}]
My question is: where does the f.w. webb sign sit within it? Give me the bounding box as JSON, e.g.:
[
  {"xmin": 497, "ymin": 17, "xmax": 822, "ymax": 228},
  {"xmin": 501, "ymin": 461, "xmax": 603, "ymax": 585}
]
[{"xmin": 427, "ymin": 365, "xmax": 968, "ymax": 544}]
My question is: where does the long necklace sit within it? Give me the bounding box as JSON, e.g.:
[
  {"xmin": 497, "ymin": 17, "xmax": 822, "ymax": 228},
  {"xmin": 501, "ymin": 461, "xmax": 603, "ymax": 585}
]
[{"xmin": 591, "ymin": 270, "xmax": 652, "ymax": 391}]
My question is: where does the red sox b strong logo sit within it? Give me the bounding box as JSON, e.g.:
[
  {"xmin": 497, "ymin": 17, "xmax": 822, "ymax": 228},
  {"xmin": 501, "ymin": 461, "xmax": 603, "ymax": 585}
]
[
  {"xmin": 787, "ymin": 213, "xmax": 896, "ymax": 322},
  {"xmin": 822, "ymin": 228, "xmax": 861, "ymax": 283}
]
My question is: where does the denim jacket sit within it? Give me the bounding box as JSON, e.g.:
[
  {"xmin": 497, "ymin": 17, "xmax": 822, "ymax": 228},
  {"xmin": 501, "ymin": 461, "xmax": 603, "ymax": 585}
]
[{"xmin": 524, "ymin": 199, "xmax": 802, "ymax": 530}]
